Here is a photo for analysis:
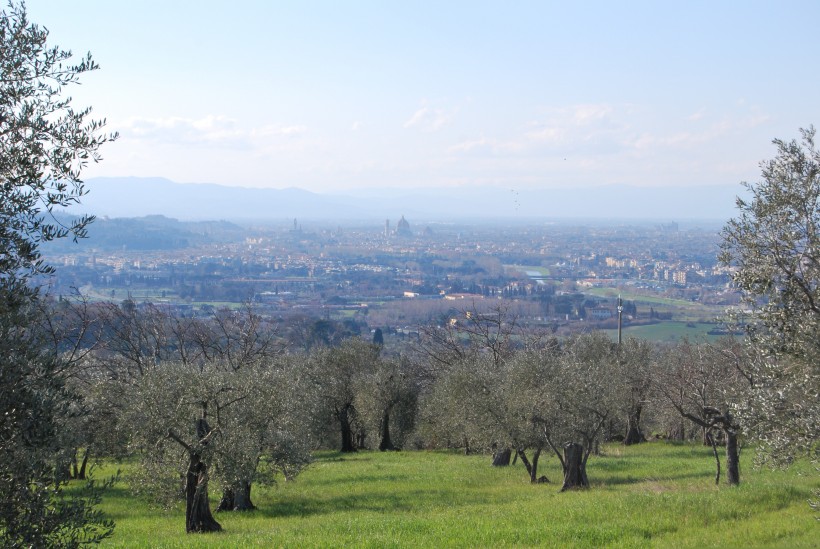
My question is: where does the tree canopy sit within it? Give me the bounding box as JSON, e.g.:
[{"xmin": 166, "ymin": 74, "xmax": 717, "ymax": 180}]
[
  {"xmin": 0, "ymin": 1, "xmax": 116, "ymax": 545},
  {"xmin": 721, "ymin": 127, "xmax": 820, "ymax": 469}
]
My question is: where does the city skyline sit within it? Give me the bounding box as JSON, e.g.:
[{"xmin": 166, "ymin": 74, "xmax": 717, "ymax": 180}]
[{"xmin": 26, "ymin": 1, "xmax": 820, "ymax": 194}]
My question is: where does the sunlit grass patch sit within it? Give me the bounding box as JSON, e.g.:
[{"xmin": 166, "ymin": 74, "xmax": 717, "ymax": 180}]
[{"xmin": 92, "ymin": 443, "xmax": 818, "ymax": 548}]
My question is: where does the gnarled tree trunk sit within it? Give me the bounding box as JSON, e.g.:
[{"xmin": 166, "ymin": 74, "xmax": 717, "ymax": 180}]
[
  {"xmin": 623, "ymin": 405, "xmax": 646, "ymax": 445},
  {"xmin": 560, "ymin": 442, "xmax": 589, "ymax": 491},
  {"xmin": 184, "ymin": 452, "xmax": 222, "ymax": 533},
  {"xmin": 491, "ymin": 446, "xmax": 512, "ymax": 466},
  {"xmin": 337, "ymin": 404, "xmax": 357, "ymax": 453},
  {"xmin": 217, "ymin": 481, "xmax": 256, "ymax": 512},
  {"xmin": 168, "ymin": 419, "xmax": 222, "ymax": 534}
]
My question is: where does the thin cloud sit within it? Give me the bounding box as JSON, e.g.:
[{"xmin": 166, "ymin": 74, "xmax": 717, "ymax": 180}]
[
  {"xmin": 404, "ymin": 106, "xmax": 451, "ymax": 132},
  {"xmin": 122, "ymin": 116, "xmax": 311, "ymax": 151},
  {"xmin": 253, "ymin": 125, "xmax": 309, "ymax": 138},
  {"xmin": 448, "ymin": 136, "xmax": 525, "ymax": 156},
  {"xmin": 122, "ymin": 115, "xmax": 246, "ymax": 146},
  {"xmin": 571, "ymin": 104, "xmax": 614, "ymax": 124},
  {"xmin": 524, "ymin": 126, "xmax": 564, "ymax": 142},
  {"xmin": 633, "ymin": 110, "xmax": 772, "ymax": 151},
  {"xmin": 450, "ymin": 103, "xmax": 628, "ymax": 158}
]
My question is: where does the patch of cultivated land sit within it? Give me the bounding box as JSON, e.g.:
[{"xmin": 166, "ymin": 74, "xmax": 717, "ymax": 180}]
[
  {"xmin": 604, "ymin": 321, "xmax": 723, "ymax": 343},
  {"xmin": 94, "ymin": 442, "xmax": 817, "ymax": 548}
]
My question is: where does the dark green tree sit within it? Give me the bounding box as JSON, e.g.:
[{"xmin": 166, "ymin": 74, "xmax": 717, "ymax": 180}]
[{"xmin": 0, "ymin": 2, "xmax": 116, "ymax": 546}]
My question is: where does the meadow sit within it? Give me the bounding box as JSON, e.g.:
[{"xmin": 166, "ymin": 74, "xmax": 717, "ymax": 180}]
[{"xmin": 95, "ymin": 442, "xmax": 817, "ymax": 548}]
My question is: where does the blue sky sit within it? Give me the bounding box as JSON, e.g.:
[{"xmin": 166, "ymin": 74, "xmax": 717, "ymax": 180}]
[{"xmin": 25, "ymin": 1, "xmax": 820, "ymax": 193}]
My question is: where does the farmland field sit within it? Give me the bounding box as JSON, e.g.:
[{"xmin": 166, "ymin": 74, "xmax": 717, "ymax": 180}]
[{"xmin": 604, "ymin": 321, "xmax": 722, "ymax": 343}]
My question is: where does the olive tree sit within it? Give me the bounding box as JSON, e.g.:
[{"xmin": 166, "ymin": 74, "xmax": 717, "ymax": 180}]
[
  {"xmin": 501, "ymin": 346, "xmax": 563, "ymax": 484},
  {"xmin": 416, "ymin": 304, "xmax": 528, "ymax": 465},
  {"xmin": 653, "ymin": 339, "xmax": 748, "ymax": 485},
  {"xmin": 420, "ymin": 352, "xmax": 541, "ymax": 475},
  {"xmin": 124, "ymin": 356, "xmax": 314, "ymax": 531},
  {"xmin": 0, "ymin": 286, "xmax": 114, "ymax": 546},
  {"xmin": 422, "ymin": 332, "xmax": 624, "ymax": 489},
  {"xmin": 720, "ymin": 127, "xmax": 820, "ymax": 479},
  {"xmin": 354, "ymin": 354, "xmax": 420, "ymax": 451},
  {"xmin": 307, "ymin": 338, "xmax": 383, "ymax": 451},
  {"xmin": 89, "ymin": 300, "xmax": 308, "ymax": 530},
  {"xmin": 0, "ymin": 1, "xmax": 116, "ymax": 545},
  {"xmin": 212, "ymin": 357, "xmax": 315, "ymax": 512},
  {"xmin": 619, "ymin": 338, "xmax": 654, "ymax": 445},
  {"xmin": 532, "ymin": 333, "xmax": 621, "ymax": 491}
]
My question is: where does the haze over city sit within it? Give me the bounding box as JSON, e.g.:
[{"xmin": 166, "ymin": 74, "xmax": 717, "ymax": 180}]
[{"xmin": 24, "ymin": 0, "xmax": 820, "ymax": 207}]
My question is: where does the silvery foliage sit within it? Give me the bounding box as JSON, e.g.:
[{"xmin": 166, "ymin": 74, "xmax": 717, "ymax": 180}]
[
  {"xmin": 423, "ymin": 332, "xmax": 625, "ymax": 461},
  {"xmin": 124, "ymin": 357, "xmax": 314, "ymax": 506},
  {"xmin": 721, "ymin": 127, "xmax": 819, "ymax": 504},
  {"xmin": 0, "ymin": 2, "xmax": 116, "ymax": 282},
  {"xmin": 353, "ymin": 354, "xmax": 419, "ymax": 450},
  {"xmin": 0, "ymin": 1, "xmax": 116, "ymax": 545}
]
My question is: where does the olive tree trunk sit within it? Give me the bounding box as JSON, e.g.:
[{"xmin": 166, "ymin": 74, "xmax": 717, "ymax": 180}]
[
  {"xmin": 217, "ymin": 481, "xmax": 256, "ymax": 512},
  {"xmin": 517, "ymin": 448, "xmax": 549, "ymax": 483},
  {"xmin": 623, "ymin": 405, "xmax": 646, "ymax": 445},
  {"xmin": 378, "ymin": 409, "xmax": 396, "ymax": 451},
  {"xmin": 725, "ymin": 429, "xmax": 740, "ymax": 486},
  {"xmin": 184, "ymin": 453, "xmax": 222, "ymax": 533},
  {"xmin": 560, "ymin": 442, "xmax": 589, "ymax": 491},
  {"xmin": 69, "ymin": 447, "xmax": 91, "ymax": 480},
  {"xmin": 491, "ymin": 446, "xmax": 512, "ymax": 466},
  {"xmin": 683, "ymin": 409, "xmax": 741, "ymax": 486},
  {"xmin": 338, "ymin": 404, "xmax": 357, "ymax": 453},
  {"xmin": 168, "ymin": 426, "xmax": 222, "ymax": 534}
]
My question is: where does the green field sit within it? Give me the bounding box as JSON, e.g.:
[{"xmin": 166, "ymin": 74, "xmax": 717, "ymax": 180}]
[
  {"xmin": 604, "ymin": 321, "xmax": 723, "ymax": 343},
  {"xmin": 505, "ymin": 264, "xmax": 551, "ymax": 276},
  {"xmin": 585, "ymin": 288, "xmax": 700, "ymax": 308},
  {"xmin": 93, "ymin": 443, "xmax": 817, "ymax": 548}
]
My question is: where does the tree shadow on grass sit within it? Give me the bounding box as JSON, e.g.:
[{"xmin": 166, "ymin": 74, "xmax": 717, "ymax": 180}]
[
  {"xmin": 314, "ymin": 451, "xmax": 374, "ymax": 462},
  {"xmin": 304, "ymin": 472, "xmax": 413, "ymax": 486},
  {"xmin": 591, "ymin": 470, "xmax": 712, "ymax": 487},
  {"xmin": 256, "ymin": 487, "xmax": 487, "ymax": 520}
]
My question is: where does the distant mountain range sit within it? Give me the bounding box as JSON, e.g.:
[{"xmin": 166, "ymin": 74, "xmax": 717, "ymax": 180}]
[{"xmin": 69, "ymin": 177, "xmax": 747, "ymax": 224}]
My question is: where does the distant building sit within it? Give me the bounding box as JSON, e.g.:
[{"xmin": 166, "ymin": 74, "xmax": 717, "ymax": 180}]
[
  {"xmin": 396, "ymin": 215, "xmax": 411, "ymax": 237},
  {"xmin": 588, "ymin": 307, "xmax": 613, "ymax": 320}
]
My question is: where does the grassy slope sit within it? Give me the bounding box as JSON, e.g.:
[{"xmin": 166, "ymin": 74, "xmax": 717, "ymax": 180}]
[{"xmin": 96, "ymin": 443, "xmax": 817, "ymax": 548}]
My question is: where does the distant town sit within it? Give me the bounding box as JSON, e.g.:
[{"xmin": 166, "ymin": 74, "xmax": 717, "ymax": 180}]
[{"xmin": 41, "ymin": 214, "xmax": 739, "ymax": 343}]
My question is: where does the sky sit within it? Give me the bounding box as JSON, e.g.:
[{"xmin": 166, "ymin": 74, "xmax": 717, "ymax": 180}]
[{"xmin": 23, "ymin": 1, "xmax": 820, "ymax": 194}]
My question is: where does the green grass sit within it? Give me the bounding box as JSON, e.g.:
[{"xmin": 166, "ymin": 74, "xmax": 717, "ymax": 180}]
[
  {"xmin": 585, "ymin": 288, "xmax": 703, "ymax": 308},
  {"xmin": 93, "ymin": 443, "xmax": 817, "ymax": 548},
  {"xmin": 505, "ymin": 264, "xmax": 551, "ymax": 276}
]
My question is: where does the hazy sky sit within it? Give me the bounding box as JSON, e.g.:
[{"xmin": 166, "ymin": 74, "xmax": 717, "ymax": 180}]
[{"xmin": 25, "ymin": 1, "xmax": 820, "ymax": 193}]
